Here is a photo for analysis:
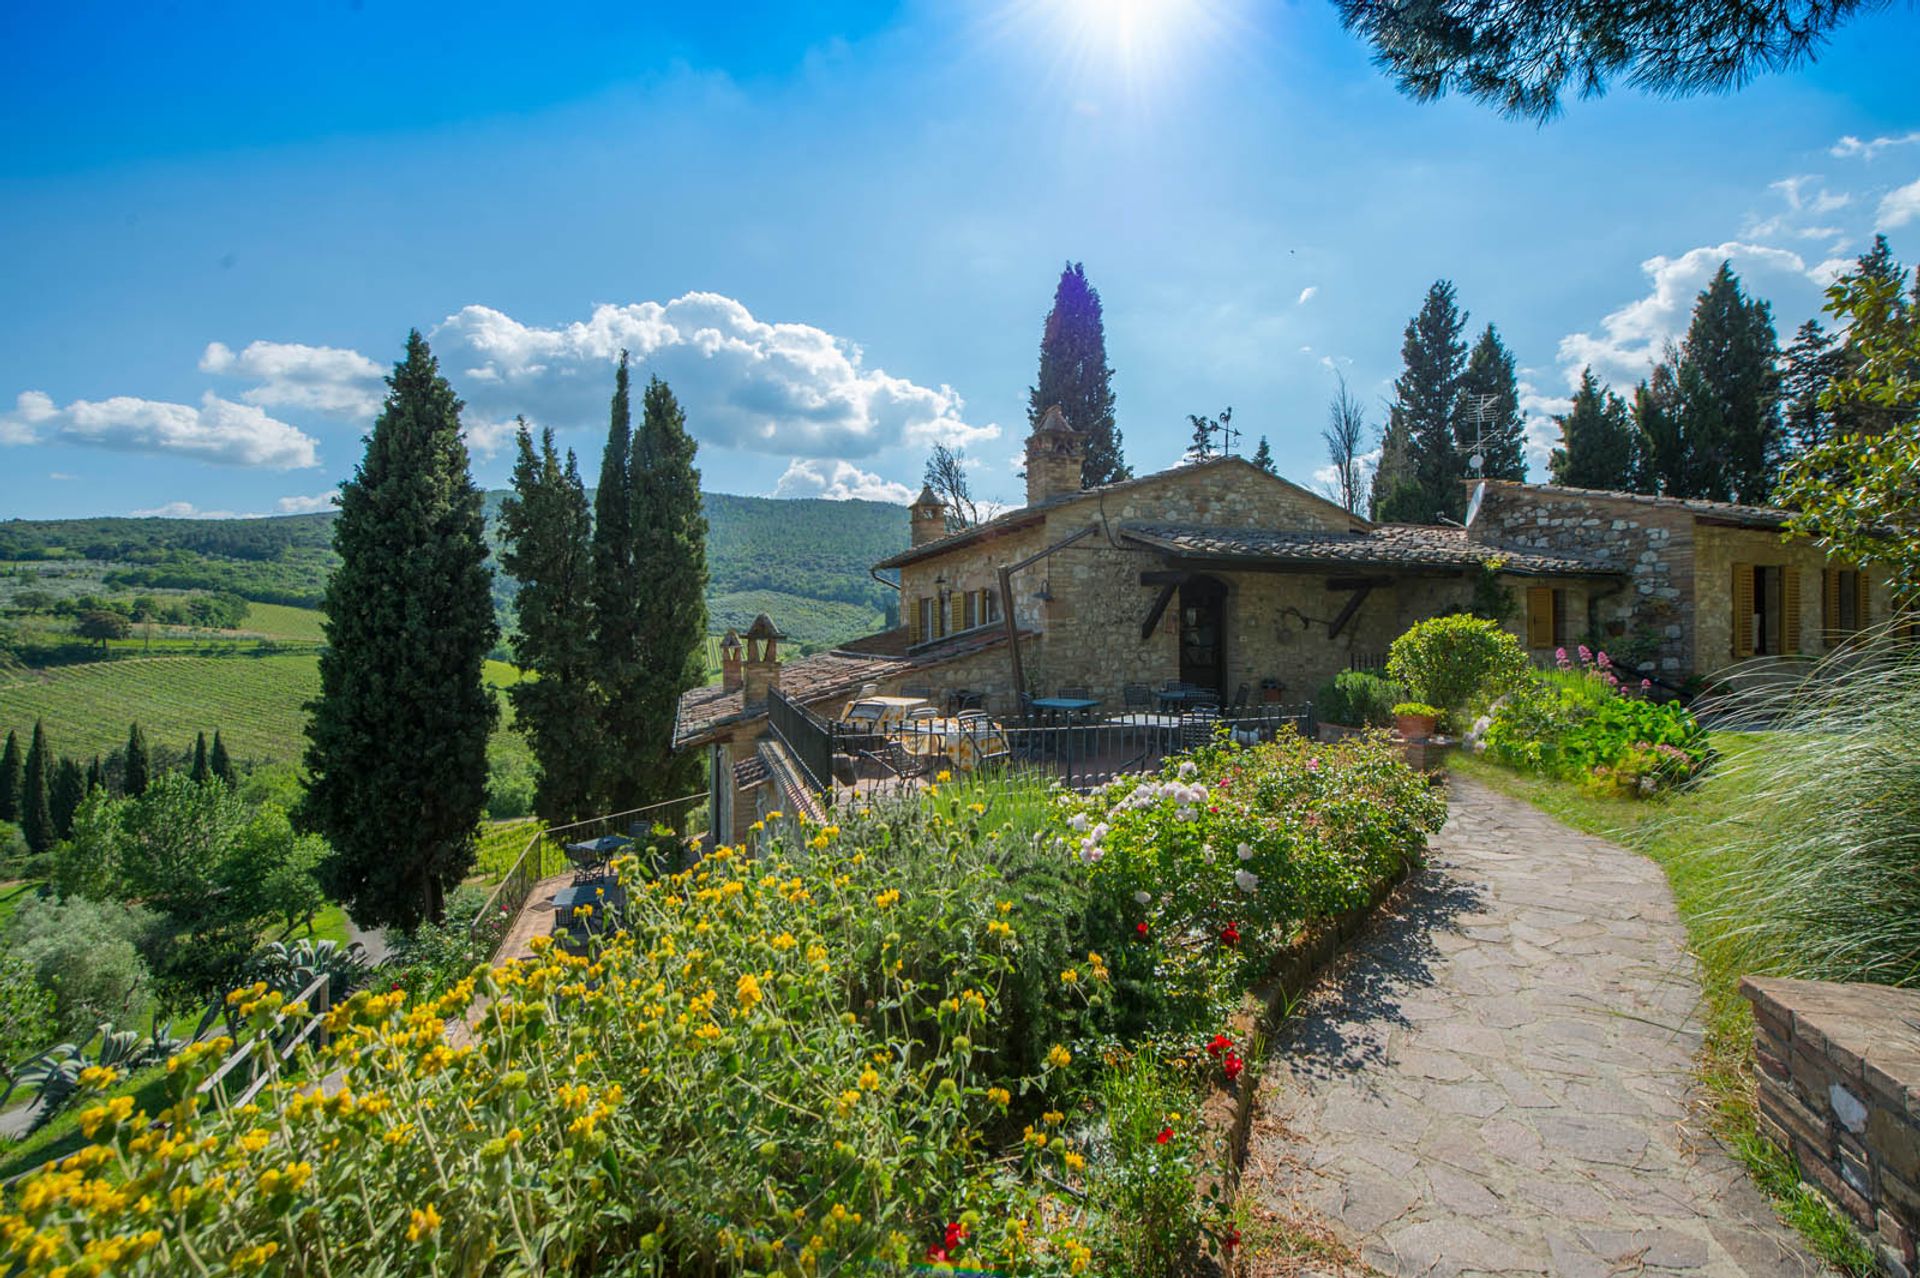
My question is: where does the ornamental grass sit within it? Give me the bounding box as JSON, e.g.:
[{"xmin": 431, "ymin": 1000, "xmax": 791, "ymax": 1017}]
[{"xmin": 2, "ymin": 731, "xmax": 1442, "ymax": 1276}]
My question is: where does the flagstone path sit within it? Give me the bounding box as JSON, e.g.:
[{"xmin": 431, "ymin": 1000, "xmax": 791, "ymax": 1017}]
[{"xmin": 1245, "ymin": 775, "xmax": 1821, "ymax": 1277}]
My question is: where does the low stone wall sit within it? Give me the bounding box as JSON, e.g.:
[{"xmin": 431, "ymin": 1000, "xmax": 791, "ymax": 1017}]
[{"xmin": 1741, "ymin": 976, "xmax": 1920, "ymax": 1276}]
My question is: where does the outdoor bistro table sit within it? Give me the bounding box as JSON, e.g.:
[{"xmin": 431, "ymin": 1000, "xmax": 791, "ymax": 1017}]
[
  {"xmin": 551, "ymin": 880, "xmax": 626, "ymax": 921},
  {"xmin": 1029, "ymin": 696, "xmax": 1098, "ymax": 725},
  {"xmin": 839, "ymin": 695, "xmax": 931, "ymax": 730},
  {"xmin": 1155, "ymin": 687, "xmax": 1217, "ymax": 712},
  {"xmin": 894, "ymin": 715, "xmax": 1009, "ymax": 772}
]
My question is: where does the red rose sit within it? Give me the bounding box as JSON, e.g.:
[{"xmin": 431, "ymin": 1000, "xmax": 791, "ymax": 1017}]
[
  {"xmin": 1220, "ymin": 922, "xmax": 1240, "ymax": 946},
  {"xmin": 1224, "ymin": 1051, "xmax": 1244, "ymax": 1081},
  {"xmin": 1135, "ymin": 921, "xmax": 1149, "ymax": 937},
  {"xmin": 1205, "ymin": 1032, "xmax": 1231, "ymax": 1059},
  {"xmin": 1225, "ymin": 1227, "xmax": 1242, "ymax": 1251},
  {"xmin": 926, "ymin": 1245, "xmax": 949, "ymax": 1263},
  {"xmin": 1155, "ymin": 1126, "xmax": 1172, "ymax": 1144},
  {"xmin": 944, "ymin": 1222, "xmax": 967, "ymax": 1250}
]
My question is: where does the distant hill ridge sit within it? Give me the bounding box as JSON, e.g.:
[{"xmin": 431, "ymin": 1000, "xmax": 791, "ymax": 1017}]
[{"xmin": 0, "ymin": 491, "xmax": 909, "ymax": 649}]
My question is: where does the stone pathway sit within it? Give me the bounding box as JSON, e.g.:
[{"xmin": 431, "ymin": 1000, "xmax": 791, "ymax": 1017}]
[{"xmin": 1245, "ymin": 776, "xmax": 1821, "ymax": 1277}]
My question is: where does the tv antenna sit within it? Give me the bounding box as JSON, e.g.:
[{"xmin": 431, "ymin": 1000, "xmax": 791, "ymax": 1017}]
[{"xmin": 1460, "ymin": 394, "xmax": 1503, "ymax": 475}]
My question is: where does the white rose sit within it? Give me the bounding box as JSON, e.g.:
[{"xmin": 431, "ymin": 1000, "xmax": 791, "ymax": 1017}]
[
  {"xmin": 1134, "ymin": 890, "xmax": 1151, "ymax": 905},
  {"xmin": 1236, "ymin": 842, "xmax": 1253, "ymax": 861},
  {"xmin": 1069, "ymin": 813, "xmax": 1089, "ymax": 833},
  {"xmin": 1235, "ymin": 868, "xmax": 1259, "ymax": 894}
]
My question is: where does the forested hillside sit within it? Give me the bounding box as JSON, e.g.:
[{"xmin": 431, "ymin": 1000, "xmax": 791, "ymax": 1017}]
[{"xmin": 1, "ymin": 490, "xmax": 908, "ymax": 650}]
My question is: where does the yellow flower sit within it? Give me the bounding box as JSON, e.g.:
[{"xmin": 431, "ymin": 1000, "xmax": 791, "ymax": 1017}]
[
  {"xmin": 1046, "ymin": 1044, "xmax": 1072, "ymax": 1069},
  {"xmin": 407, "ymin": 1204, "xmax": 443, "ymax": 1242},
  {"xmin": 76, "ymin": 1064, "xmax": 120, "ymax": 1091},
  {"xmin": 987, "ymin": 920, "xmax": 1013, "ymax": 940},
  {"xmin": 1060, "ymin": 968, "xmax": 1079, "ymax": 985},
  {"xmin": 833, "ymin": 1089, "xmax": 861, "ymax": 1118},
  {"xmin": 936, "ymin": 770, "xmax": 953, "ymax": 783},
  {"xmin": 735, "ymin": 971, "xmax": 763, "ymax": 1013},
  {"xmin": 873, "ymin": 889, "xmax": 901, "ymax": 910},
  {"xmin": 231, "ymin": 1241, "xmax": 281, "ymax": 1272},
  {"xmin": 1042, "ymin": 1109, "xmax": 1064, "ymax": 1126},
  {"xmin": 997, "ymin": 900, "xmax": 1013, "ymax": 915},
  {"xmin": 858, "ymin": 1067, "xmax": 880, "ymax": 1091},
  {"xmin": 968, "ymin": 802, "xmax": 985, "ymax": 815},
  {"xmin": 771, "ymin": 931, "xmax": 798, "ymax": 951},
  {"xmin": 1022, "ymin": 1125, "xmax": 1048, "ymax": 1148},
  {"xmin": 1064, "ymin": 1151, "xmax": 1086, "ymax": 1172}
]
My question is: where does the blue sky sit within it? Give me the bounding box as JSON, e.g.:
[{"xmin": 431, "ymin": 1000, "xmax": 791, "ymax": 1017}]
[{"xmin": 3, "ymin": 0, "xmax": 1918, "ymax": 520}]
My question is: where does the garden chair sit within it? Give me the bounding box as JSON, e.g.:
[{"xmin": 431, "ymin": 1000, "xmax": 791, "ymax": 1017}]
[{"xmin": 858, "ymin": 738, "xmax": 934, "ymax": 786}]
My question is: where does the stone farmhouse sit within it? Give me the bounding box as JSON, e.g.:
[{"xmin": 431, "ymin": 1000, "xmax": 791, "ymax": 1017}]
[{"xmin": 676, "ymin": 407, "xmax": 1890, "ymax": 843}]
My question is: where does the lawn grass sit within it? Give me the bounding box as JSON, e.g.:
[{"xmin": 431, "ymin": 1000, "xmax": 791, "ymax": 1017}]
[
  {"xmin": 0, "ymin": 1063, "xmax": 172, "ymax": 1181},
  {"xmin": 1450, "ymin": 743, "xmax": 1877, "ymax": 1274}
]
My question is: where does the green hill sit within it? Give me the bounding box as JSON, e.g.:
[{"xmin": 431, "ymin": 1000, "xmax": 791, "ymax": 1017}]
[{"xmin": 3, "ymin": 490, "xmax": 907, "ymax": 651}]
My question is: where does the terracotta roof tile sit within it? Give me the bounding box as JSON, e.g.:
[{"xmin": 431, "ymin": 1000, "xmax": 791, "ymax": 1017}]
[
  {"xmin": 1480, "ymin": 480, "xmax": 1791, "ymax": 529},
  {"xmin": 1118, "ymin": 522, "xmax": 1619, "ymax": 577}
]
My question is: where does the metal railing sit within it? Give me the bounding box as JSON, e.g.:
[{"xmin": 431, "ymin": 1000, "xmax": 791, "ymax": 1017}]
[
  {"xmin": 769, "ymin": 687, "xmax": 835, "ymax": 794},
  {"xmin": 470, "ymin": 793, "xmax": 708, "ymax": 953}
]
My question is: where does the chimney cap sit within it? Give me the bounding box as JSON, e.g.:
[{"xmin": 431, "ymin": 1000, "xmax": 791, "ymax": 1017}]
[
  {"xmin": 745, "ymin": 613, "xmax": 785, "ymax": 641},
  {"xmin": 719, "ymin": 628, "xmax": 742, "ymax": 654},
  {"xmin": 1036, "ymin": 404, "xmax": 1076, "ymax": 435},
  {"xmin": 912, "ymin": 484, "xmax": 942, "ymax": 509}
]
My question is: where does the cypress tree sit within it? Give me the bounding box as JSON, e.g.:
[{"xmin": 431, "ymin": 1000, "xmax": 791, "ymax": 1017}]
[
  {"xmin": 86, "ymin": 755, "xmax": 104, "ymax": 794},
  {"xmin": 1458, "ymin": 325, "xmax": 1528, "ymax": 480},
  {"xmin": 1371, "ymin": 414, "xmax": 1419, "ymax": 521},
  {"xmin": 21, "ymin": 722, "xmax": 51, "ymax": 856},
  {"xmin": 1028, "ymin": 263, "xmax": 1126, "ymax": 488},
  {"xmin": 0, "ymin": 730, "xmax": 19, "ymax": 823},
  {"xmin": 190, "ymin": 732, "xmax": 210, "ymax": 784},
  {"xmin": 209, "ymin": 731, "xmax": 236, "ymax": 788},
  {"xmin": 123, "ymin": 723, "xmax": 150, "ymax": 798},
  {"xmin": 499, "ymin": 419, "xmax": 602, "ymax": 824},
  {"xmin": 49, "ymin": 759, "xmax": 84, "ymax": 841},
  {"xmin": 1672, "ymin": 260, "xmax": 1782, "ymax": 502},
  {"xmin": 590, "ymin": 352, "xmax": 643, "ymax": 814},
  {"xmin": 1551, "ymin": 368, "xmax": 1638, "ymax": 490},
  {"xmin": 624, "ymin": 376, "xmax": 709, "ymax": 811},
  {"xmin": 1632, "ymin": 356, "xmax": 1686, "ymax": 496},
  {"xmin": 303, "ymin": 331, "xmax": 498, "ymax": 929},
  {"xmin": 1251, "ymin": 435, "xmax": 1276, "ymax": 474},
  {"xmin": 1380, "ymin": 280, "xmax": 1469, "ymax": 522}
]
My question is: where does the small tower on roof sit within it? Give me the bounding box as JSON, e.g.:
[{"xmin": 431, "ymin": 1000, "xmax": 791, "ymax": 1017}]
[
  {"xmin": 1025, "ymin": 404, "xmax": 1085, "ymax": 506},
  {"xmin": 718, "ymin": 628, "xmax": 744, "ymax": 693},
  {"xmin": 742, "ymin": 613, "xmax": 785, "ymax": 704},
  {"xmin": 909, "ymin": 484, "xmax": 947, "ymax": 548}
]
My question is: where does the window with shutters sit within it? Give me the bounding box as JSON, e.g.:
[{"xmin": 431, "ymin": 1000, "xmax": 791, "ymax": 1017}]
[
  {"xmin": 1524, "ymin": 587, "xmax": 1568, "ymax": 649},
  {"xmin": 983, "ymin": 588, "xmax": 1000, "ymax": 623},
  {"xmin": 1824, "ymin": 567, "xmax": 1865, "ymax": 641},
  {"xmin": 915, "ymin": 597, "xmax": 935, "ymax": 644},
  {"xmin": 963, "ymin": 589, "xmax": 978, "ymax": 631},
  {"xmin": 1734, "ymin": 564, "xmax": 1799, "ymax": 656}
]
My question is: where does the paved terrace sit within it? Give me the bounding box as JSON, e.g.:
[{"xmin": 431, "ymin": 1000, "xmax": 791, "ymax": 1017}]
[{"xmin": 1246, "ymin": 776, "xmax": 1817, "ymax": 1277}]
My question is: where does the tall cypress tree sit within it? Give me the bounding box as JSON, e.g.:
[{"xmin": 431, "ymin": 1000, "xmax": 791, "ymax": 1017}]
[
  {"xmin": 190, "ymin": 732, "xmax": 210, "ymax": 784},
  {"xmin": 123, "ymin": 723, "xmax": 150, "ymax": 798},
  {"xmin": 86, "ymin": 755, "xmax": 104, "ymax": 794},
  {"xmin": 1551, "ymin": 368, "xmax": 1638, "ymax": 490},
  {"xmin": 209, "ymin": 731, "xmax": 236, "ymax": 788},
  {"xmin": 499, "ymin": 419, "xmax": 602, "ymax": 824},
  {"xmin": 1672, "ymin": 260, "xmax": 1782, "ymax": 502},
  {"xmin": 1458, "ymin": 324, "xmax": 1528, "ymax": 481},
  {"xmin": 0, "ymin": 730, "xmax": 20, "ymax": 823},
  {"xmin": 20, "ymin": 722, "xmax": 51, "ymax": 856},
  {"xmin": 625, "ymin": 376, "xmax": 709, "ymax": 810},
  {"xmin": 590, "ymin": 352, "xmax": 644, "ymax": 814},
  {"xmin": 49, "ymin": 759, "xmax": 84, "ymax": 841},
  {"xmin": 1379, "ymin": 280, "xmax": 1469, "ymax": 522},
  {"xmin": 304, "ymin": 331, "xmax": 498, "ymax": 929},
  {"xmin": 1632, "ymin": 354, "xmax": 1686, "ymax": 496},
  {"xmin": 1028, "ymin": 263, "xmax": 1126, "ymax": 488}
]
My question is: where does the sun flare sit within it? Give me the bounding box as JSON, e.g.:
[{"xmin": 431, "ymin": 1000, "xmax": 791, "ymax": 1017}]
[{"xmin": 994, "ymin": 0, "xmax": 1235, "ymax": 99}]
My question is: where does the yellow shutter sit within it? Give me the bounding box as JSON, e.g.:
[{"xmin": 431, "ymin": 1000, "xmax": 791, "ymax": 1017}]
[
  {"xmin": 908, "ymin": 598, "xmax": 922, "ymax": 643},
  {"xmin": 1526, "ymin": 587, "xmax": 1554, "ymax": 648},
  {"xmin": 951, "ymin": 593, "xmax": 965, "ymax": 634},
  {"xmin": 1782, "ymin": 567, "xmax": 1801, "ymax": 654},
  {"xmin": 1732, "ymin": 563, "xmax": 1755, "ymax": 658},
  {"xmin": 1855, "ymin": 572, "xmax": 1871, "ymax": 629}
]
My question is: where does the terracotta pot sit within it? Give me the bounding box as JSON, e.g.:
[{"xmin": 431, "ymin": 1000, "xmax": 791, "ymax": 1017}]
[{"xmin": 1394, "ymin": 712, "xmax": 1437, "ymax": 741}]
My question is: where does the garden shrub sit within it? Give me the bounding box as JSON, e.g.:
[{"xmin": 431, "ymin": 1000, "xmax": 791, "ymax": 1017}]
[
  {"xmin": 0, "ymin": 736, "xmax": 1445, "ymax": 1277},
  {"xmin": 1387, "ymin": 614, "xmax": 1530, "ymax": 728},
  {"xmin": 1313, "ymin": 670, "xmax": 1403, "ymax": 727},
  {"xmin": 6, "ymin": 896, "xmax": 156, "ymax": 1041}
]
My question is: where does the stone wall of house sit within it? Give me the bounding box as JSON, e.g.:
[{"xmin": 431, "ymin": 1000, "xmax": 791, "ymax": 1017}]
[
  {"xmin": 1473, "ymin": 485, "xmax": 1696, "ymax": 677},
  {"xmin": 1743, "ymin": 976, "xmax": 1920, "ymax": 1278},
  {"xmin": 1693, "ymin": 524, "xmax": 1885, "ymax": 669}
]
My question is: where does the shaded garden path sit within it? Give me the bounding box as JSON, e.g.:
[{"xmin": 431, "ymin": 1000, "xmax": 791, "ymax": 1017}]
[{"xmin": 1245, "ymin": 776, "xmax": 1818, "ymax": 1277}]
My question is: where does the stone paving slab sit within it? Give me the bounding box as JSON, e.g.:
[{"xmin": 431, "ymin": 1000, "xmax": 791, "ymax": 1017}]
[{"xmin": 1246, "ymin": 776, "xmax": 1821, "ymax": 1277}]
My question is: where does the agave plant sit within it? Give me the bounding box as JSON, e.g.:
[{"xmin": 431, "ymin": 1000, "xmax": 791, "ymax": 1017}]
[
  {"xmin": 1, "ymin": 1016, "xmax": 185, "ymax": 1133},
  {"xmin": 246, "ymin": 938, "xmax": 373, "ymax": 1001}
]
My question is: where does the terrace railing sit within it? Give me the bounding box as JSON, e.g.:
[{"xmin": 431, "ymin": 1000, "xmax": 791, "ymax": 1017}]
[
  {"xmin": 768, "ymin": 687, "xmax": 835, "ymax": 794},
  {"xmin": 470, "ymin": 793, "xmax": 708, "ymax": 954}
]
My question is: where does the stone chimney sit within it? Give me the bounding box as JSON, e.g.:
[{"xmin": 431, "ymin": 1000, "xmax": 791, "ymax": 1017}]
[
  {"xmin": 1025, "ymin": 404, "xmax": 1085, "ymax": 506},
  {"xmin": 909, "ymin": 484, "xmax": 947, "ymax": 547},
  {"xmin": 742, "ymin": 613, "xmax": 785, "ymax": 704},
  {"xmin": 719, "ymin": 628, "xmax": 744, "ymax": 693}
]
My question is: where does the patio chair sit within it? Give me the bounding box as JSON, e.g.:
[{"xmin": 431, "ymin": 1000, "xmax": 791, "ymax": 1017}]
[
  {"xmin": 858, "ymin": 738, "xmax": 934, "ymax": 784},
  {"xmin": 947, "ymin": 688, "xmax": 983, "ymax": 713},
  {"xmin": 1231, "ymin": 682, "xmax": 1251, "ymax": 712},
  {"xmin": 1123, "ymin": 683, "xmax": 1152, "ymax": 710},
  {"xmin": 1180, "ymin": 705, "xmax": 1223, "ymax": 751}
]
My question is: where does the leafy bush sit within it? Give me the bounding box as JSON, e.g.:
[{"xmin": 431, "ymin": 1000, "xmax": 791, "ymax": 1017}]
[
  {"xmin": 1313, "ymin": 670, "xmax": 1403, "ymax": 727},
  {"xmin": 1387, "ymin": 614, "xmax": 1530, "ymax": 727},
  {"xmin": 6, "ymin": 896, "xmax": 156, "ymax": 1041},
  {"xmin": 385, "ymin": 883, "xmax": 501, "ymax": 1000},
  {"xmin": 0, "ymin": 953, "xmax": 55, "ymax": 1082},
  {"xmin": 0, "ymin": 741, "xmax": 1445, "ymax": 1276},
  {"xmin": 1391, "ymin": 701, "xmax": 1441, "ymax": 719}
]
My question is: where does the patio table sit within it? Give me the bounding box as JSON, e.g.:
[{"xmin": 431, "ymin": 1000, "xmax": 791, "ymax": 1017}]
[
  {"xmin": 894, "ymin": 716, "xmax": 1009, "ymax": 772},
  {"xmin": 1029, "ymin": 696, "xmax": 1098, "ymax": 725},
  {"xmin": 839, "ymin": 696, "xmax": 931, "ymax": 731},
  {"xmin": 551, "ymin": 880, "xmax": 626, "ymax": 919},
  {"xmin": 1155, "ymin": 688, "xmax": 1218, "ymax": 712}
]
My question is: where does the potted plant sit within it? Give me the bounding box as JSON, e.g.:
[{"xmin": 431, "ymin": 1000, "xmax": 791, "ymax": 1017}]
[{"xmin": 1392, "ymin": 701, "xmax": 1441, "ymax": 741}]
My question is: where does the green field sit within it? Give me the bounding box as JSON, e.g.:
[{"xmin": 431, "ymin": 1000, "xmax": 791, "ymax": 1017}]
[
  {"xmin": 237, "ymin": 602, "xmax": 328, "ymax": 642},
  {"xmin": 0, "ymin": 653, "xmax": 529, "ymax": 768}
]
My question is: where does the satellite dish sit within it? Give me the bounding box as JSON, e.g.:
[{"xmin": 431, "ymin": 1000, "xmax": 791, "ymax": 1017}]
[{"xmin": 1463, "ymin": 481, "xmax": 1486, "ymax": 529}]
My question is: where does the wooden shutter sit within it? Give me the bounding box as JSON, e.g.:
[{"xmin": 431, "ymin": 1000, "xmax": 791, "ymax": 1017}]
[
  {"xmin": 1855, "ymin": 572, "xmax": 1871, "ymax": 630},
  {"xmin": 908, "ymin": 598, "xmax": 922, "ymax": 643},
  {"xmin": 1526, "ymin": 587, "xmax": 1554, "ymax": 648},
  {"xmin": 1731, "ymin": 563, "xmax": 1755, "ymax": 658},
  {"xmin": 1782, "ymin": 567, "xmax": 1801, "ymax": 654},
  {"xmin": 950, "ymin": 594, "xmax": 965, "ymax": 634}
]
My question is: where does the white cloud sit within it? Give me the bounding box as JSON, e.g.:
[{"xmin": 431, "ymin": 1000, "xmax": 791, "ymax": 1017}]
[
  {"xmin": 201, "ymin": 340, "xmax": 385, "ymax": 418},
  {"xmin": 130, "ymin": 501, "xmax": 258, "ymax": 519},
  {"xmin": 1297, "ymin": 286, "xmax": 1318, "ymax": 304},
  {"xmin": 1, "ymin": 390, "xmax": 319, "ymax": 469},
  {"xmin": 431, "ymin": 293, "xmax": 998, "ymax": 459},
  {"xmin": 1831, "ymin": 131, "xmax": 1920, "ymax": 160},
  {"xmin": 771, "ymin": 458, "xmax": 914, "ymax": 504},
  {"xmin": 1877, "ymin": 177, "xmax": 1920, "ymax": 229},
  {"xmin": 1556, "ymin": 241, "xmax": 1811, "ymax": 389},
  {"xmin": 1809, "ymin": 256, "xmax": 1855, "ymax": 286},
  {"xmin": 1518, "ymin": 381, "xmax": 1574, "ymax": 474},
  {"xmin": 275, "ymin": 490, "xmax": 339, "ymax": 514},
  {"xmin": 48, "ymin": 471, "xmax": 76, "ymax": 480}
]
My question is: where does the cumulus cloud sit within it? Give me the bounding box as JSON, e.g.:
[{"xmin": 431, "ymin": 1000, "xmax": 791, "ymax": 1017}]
[
  {"xmin": 130, "ymin": 501, "xmax": 258, "ymax": 519},
  {"xmin": 1, "ymin": 390, "xmax": 319, "ymax": 469},
  {"xmin": 771, "ymin": 458, "xmax": 914, "ymax": 504},
  {"xmin": 275, "ymin": 490, "xmax": 340, "ymax": 514},
  {"xmin": 1831, "ymin": 131, "xmax": 1920, "ymax": 160},
  {"xmin": 1878, "ymin": 177, "xmax": 1920, "ymax": 229},
  {"xmin": 1297, "ymin": 286, "xmax": 1318, "ymax": 304},
  {"xmin": 1518, "ymin": 381, "xmax": 1574, "ymax": 474},
  {"xmin": 432, "ymin": 293, "xmax": 998, "ymax": 459},
  {"xmin": 201, "ymin": 340, "xmax": 385, "ymax": 418},
  {"xmin": 1556, "ymin": 242, "xmax": 1811, "ymax": 389}
]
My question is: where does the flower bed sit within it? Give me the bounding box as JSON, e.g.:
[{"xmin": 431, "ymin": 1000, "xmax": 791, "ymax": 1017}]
[
  {"xmin": 1, "ymin": 733, "xmax": 1443, "ymax": 1276},
  {"xmin": 1477, "ymin": 646, "xmax": 1710, "ymax": 796}
]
